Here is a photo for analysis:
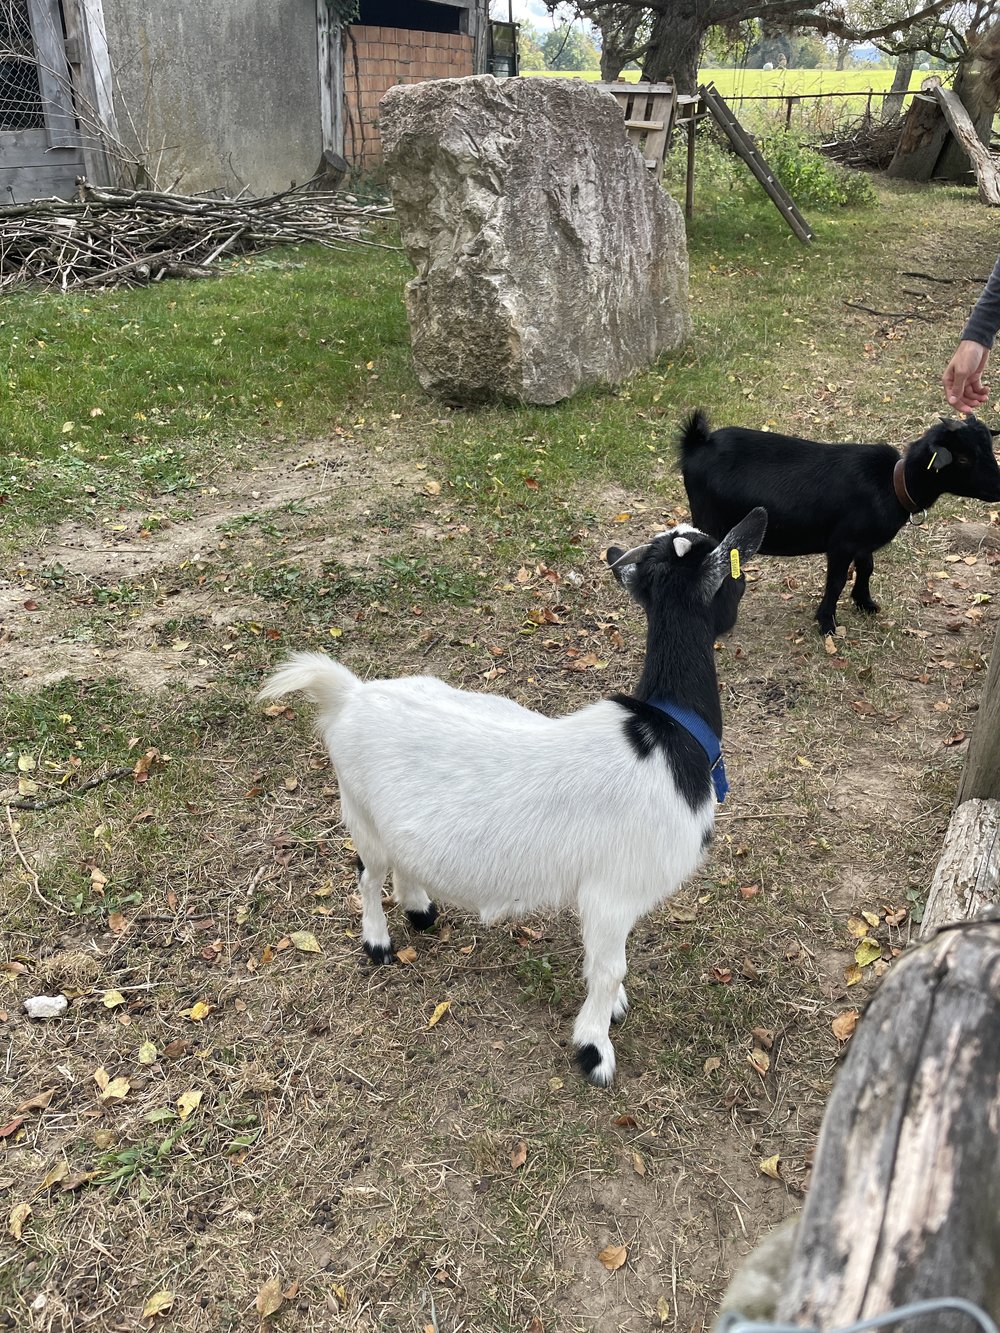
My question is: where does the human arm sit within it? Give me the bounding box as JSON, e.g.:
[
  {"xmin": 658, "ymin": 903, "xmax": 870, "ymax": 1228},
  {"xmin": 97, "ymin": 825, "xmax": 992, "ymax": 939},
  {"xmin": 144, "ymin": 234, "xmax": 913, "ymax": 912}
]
[{"xmin": 943, "ymin": 340, "xmax": 990, "ymax": 413}]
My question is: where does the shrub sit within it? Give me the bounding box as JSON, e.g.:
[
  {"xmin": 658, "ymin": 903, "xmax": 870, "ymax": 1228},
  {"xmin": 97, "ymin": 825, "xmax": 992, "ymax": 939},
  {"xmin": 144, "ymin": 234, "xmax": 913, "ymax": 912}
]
[{"xmin": 756, "ymin": 131, "xmax": 878, "ymax": 209}]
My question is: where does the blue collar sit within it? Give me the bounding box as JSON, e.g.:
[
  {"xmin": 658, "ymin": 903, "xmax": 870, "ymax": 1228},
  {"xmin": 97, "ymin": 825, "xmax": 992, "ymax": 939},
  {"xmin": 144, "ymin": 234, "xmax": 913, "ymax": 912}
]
[{"xmin": 645, "ymin": 698, "xmax": 728, "ymax": 803}]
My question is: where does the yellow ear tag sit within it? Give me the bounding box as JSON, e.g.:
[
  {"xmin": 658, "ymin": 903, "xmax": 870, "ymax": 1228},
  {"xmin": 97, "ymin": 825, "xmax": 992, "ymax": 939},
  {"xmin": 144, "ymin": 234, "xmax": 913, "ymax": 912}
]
[
  {"xmin": 730, "ymin": 549, "xmax": 741, "ymax": 579},
  {"xmin": 928, "ymin": 451, "xmax": 937, "ymax": 471}
]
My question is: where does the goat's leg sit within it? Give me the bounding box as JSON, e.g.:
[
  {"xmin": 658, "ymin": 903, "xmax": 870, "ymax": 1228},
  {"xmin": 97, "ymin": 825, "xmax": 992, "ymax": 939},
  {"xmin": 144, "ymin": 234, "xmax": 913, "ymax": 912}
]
[
  {"xmin": 816, "ymin": 551, "xmax": 853, "ymax": 636},
  {"xmin": 392, "ymin": 873, "xmax": 439, "ymax": 932},
  {"xmin": 355, "ymin": 852, "xmax": 394, "ymax": 964},
  {"xmin": 573, "ymin": 907, "xmax": 630, "ymax": 1087},
  {"xmin": 850, "ymin": 551, "xmax": 879, "ymax": 615}
]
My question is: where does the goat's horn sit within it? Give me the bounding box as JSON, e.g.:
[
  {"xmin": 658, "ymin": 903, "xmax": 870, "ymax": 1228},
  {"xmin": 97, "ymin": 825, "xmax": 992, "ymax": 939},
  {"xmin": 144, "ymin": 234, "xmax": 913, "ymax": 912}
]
[{"xmin": 609, "ymin": 542, "xmax": 651, "ymax": 569}]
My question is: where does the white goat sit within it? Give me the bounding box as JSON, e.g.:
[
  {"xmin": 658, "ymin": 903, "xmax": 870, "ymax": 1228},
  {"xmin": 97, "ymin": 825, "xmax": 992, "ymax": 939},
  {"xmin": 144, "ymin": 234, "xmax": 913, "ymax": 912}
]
[{"xmin": 260, "ymin": 509, "xmax": 767, "ymax": 1086}]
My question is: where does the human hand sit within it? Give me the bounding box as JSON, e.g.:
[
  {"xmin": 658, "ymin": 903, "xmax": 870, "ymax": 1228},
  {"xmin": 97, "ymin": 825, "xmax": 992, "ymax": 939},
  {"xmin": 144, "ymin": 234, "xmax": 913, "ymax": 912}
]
[{"xmin": 943, "ymin": 339, "xmax": 991, "ymax": 413}]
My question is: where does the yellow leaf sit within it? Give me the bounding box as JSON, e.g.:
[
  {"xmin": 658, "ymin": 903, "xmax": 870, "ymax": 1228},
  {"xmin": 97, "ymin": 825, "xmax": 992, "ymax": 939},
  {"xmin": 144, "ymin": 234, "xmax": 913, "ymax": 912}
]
[
  {"xmin": 823, "ymin": 633, "xmax": 838, "ymax": 656},
  {"xmin": 289, "ymin": 930, "xmax": 322, "ymax": 954},
  {"xmin": 657, "ymin": 1296, "xmax": 671, "ymax": 1325},
  {"xmin": 424, "ymin": 479, "xmax": 441, "ymax": 496},
  {"xmin": 138, "ymin": 1041, "xmax": 158, "ymax": 1066},
  {"xmin": 16, "ymin": 754, "xmax": 36, "ymax": 772},
  {"xmin": 8, "ymin": 1201, "xmax": 31, "ymax": 1240},
  {"xmin": 61, "ymin": 421, "xmax": 74, "ymax": 434},
  {"xmin": 844, "ymin": 962, "xmax": 864, "ymax": 986},
  {"xmin": 142, "ymin": 1290, "xmax": 174, "ymax": 1320},
  {"xmin": 832, "ymin": 1010, "xmax": 859, "ymax": 1042},
  {"xmin": 17, "ymin": 777, "xmax": 38, "ymax": 796},
  {"xmin": 176, "ymin": 1089, "xmax": 202, "ymax": 1121},
  {"xmin": 748, "ymin": 1048, "xmax": 770, "ymax": 1077},
  {"xmin": 759, "ymin": 1154, "xmax": 782, "ymax": 1180},
  {"xmin": 328, "ymin": 627, "xmax": 343, "ymax": 638},
  {"xmin": 40, "ymin": 1160, "xmax": 69, "ymax": 1190},
  {"xmin": 598, "ymin": 1243, "xmax": 628, "ymax": 1273},
  {"xmin": 855, "ymin": 938, "xmax": 882, "ymax": 968},
  {"xmin": 427, "ymin": 1000, "xmax": 451, "ymax": 1029},
  {"xmin": 102, "ymin": 989, "xmax": 126, "ymax": 1009},
  {"xmin": 861, "ymin": 909, "xmax": 881, "ymax": 928},
  {"xmin": 256, "ymin": 1275, "xmax": 284, "ymax": 1319},
  {"xmin": 186, "ymin": 1001, "xmax": 212, "ymax": 1022},
  {"xmin": 100, "ymin": 1077, "xmax": 131, "ymax": 1102},
  {"xmin": 703, "ymin": 1055, "xmax": 722, "ymax": 1075},
  {"xmin": 846, "ymin": 916, "xmax": 869, "ymax": 939},
  {"xmin": 795, "ymin": 754, "xmax": 813, "ymax": 768},
  {"xmin": 93, "ymin": 1066, "xmax": 110, "ymax": 1092}
]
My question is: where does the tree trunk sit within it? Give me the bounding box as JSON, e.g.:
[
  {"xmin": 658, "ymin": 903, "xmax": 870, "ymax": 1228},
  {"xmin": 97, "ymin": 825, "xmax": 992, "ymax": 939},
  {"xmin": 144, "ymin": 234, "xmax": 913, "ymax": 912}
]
[
  {"xmin": 958, "ymin": 622, "xmax": 1000, "ymax": 802},
  {"xmin": 641, "ymin": 6, "xmax": 704, "ymax": 92},
  {"xmin": 883, "ymin": 51, "xmax": 915, "ymax": 121},
  {"xmin": 598, "ymin": 8, "xmax": 644, "ymax": 82},
  {"xmin": 834, "ymin": 38, "xmax": 850, "ymax": 71},
  {"xmin": 931, "ymin": 83, "xmax": 1000, "ymax": 203},
  {"xmin": 937, "ymin": 22, "xmax": 1000, "ymax": 183},
  {"xmin": 886, "ymin": 79, "xmax": 951, "ymax": 180},
  {"xmin": 775, "ymin": 915, "xmax": 1000, "ymax": 1333}
]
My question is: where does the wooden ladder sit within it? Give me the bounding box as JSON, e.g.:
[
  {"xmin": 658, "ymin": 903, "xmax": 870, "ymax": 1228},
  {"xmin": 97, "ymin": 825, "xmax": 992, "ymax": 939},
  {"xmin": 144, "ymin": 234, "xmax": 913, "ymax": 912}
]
[{"xmin": 699, "ymin": 82, "xmax": 813, "ymax": 243}]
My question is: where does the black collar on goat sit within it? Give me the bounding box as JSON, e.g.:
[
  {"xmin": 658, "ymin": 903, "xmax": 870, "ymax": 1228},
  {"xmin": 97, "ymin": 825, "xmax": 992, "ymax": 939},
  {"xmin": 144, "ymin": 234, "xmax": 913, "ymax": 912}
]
[{"xmin": 678, "ymin": 411, "xmax": 1000, "ymax": 638}]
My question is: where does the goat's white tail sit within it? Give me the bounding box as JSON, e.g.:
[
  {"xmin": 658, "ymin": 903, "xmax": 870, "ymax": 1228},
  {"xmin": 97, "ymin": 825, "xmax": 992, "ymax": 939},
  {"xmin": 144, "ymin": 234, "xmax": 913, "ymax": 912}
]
[{"xmin": 258, "ymin": 652, "xmax": 359, "ymax": 719}]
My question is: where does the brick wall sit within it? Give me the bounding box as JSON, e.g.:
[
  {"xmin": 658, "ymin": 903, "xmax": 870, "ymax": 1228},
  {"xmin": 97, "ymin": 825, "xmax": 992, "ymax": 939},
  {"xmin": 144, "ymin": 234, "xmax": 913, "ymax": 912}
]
[{"xmin": 344, "ymin": 25, "xmax": 475, "ymax": 171}]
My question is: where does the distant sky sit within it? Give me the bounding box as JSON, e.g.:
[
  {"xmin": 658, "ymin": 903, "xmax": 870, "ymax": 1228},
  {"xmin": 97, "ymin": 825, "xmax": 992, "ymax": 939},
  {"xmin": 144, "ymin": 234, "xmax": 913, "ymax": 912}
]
[{"xmin": 489, "ymin": 1, "xmax": 578, "ymax": 25}]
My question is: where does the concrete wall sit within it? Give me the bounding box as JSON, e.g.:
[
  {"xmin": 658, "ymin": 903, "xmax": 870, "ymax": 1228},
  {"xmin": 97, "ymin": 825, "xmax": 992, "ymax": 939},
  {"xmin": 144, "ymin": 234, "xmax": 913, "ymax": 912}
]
[
  {"xmin": 344, "ymin": 24, "xmax": 474, "ymax": 171},
  {"xmin": 100, "ymin": 0, "xmax": 321, "ymax": 196}
]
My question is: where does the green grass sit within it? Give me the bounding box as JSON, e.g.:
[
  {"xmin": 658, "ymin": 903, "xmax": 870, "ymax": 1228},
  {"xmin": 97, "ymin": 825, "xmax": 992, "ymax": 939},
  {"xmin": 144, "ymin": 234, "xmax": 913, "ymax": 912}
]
[{"xmin": 0, "ymin": 244, "xmax": 412, "ymax": 532}]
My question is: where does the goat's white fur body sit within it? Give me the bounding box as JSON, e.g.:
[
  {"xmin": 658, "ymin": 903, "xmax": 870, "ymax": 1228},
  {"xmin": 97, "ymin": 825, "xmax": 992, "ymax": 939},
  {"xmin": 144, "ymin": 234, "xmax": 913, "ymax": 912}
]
[{"xmin": 260, "ymin": 651, "xmax": 714, "ymax": 1084}]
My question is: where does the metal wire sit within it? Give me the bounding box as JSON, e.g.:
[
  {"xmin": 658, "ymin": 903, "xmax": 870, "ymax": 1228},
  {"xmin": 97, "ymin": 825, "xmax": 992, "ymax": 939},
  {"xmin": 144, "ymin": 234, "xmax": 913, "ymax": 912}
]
[
  {"xmin": 719, "ymin": 1298, "xmax": 1000, "ymax": 1333},
  {"xmin": 0, "ymin": 0, "xmax": 44, "ymax": 132}
]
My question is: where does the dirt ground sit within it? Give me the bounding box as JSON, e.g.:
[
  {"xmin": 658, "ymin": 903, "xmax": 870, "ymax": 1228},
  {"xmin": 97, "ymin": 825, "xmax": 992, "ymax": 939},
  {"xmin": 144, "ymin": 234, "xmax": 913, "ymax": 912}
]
[{"xmin": 3, "ymin": 277, "xmax": 1000, "ymax": 1329}]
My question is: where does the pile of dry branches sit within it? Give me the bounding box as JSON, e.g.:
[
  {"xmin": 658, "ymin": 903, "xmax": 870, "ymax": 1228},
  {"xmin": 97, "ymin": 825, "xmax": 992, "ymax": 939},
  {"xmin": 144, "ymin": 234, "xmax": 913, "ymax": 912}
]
[
  {"xmin": 814, "ymin": 112, "xmax": 906, "ymax": 171},
  {"xmin": 0, "ymin": 182, "xmax": 397, "ymax": 292}
]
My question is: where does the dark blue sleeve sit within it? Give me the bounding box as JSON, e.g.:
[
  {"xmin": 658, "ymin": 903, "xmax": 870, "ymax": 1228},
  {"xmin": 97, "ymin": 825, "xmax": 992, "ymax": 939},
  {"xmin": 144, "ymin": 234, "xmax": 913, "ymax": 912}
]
[{"xmin": 961, "ymin": 255, "xmax": 1000, "ymax": 349}]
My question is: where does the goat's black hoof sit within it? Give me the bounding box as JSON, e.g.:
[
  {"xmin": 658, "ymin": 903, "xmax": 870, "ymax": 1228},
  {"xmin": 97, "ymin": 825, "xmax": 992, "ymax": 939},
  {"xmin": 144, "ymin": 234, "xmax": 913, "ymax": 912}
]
[
  {"xmin": 576, "ymin": 1043, "xmax": 602, "ymax": 1076},
  {"xmin": 363, "ymin": 941, "xmax": 395, "ymax": 966},
  {"xmin": 575, "ymin": 1043, "xmax": 615, "ymax": 1086},
  {"xmin": 406, "ymin": 902, "xmax": 438, "ymax": 932},
  {"xmin": 853, "ymin": 599, "xmax": 879, "ymax": 616},
  {"xmin": 817, "ymin": 620, "xmax": 838, "ymax": 638}
]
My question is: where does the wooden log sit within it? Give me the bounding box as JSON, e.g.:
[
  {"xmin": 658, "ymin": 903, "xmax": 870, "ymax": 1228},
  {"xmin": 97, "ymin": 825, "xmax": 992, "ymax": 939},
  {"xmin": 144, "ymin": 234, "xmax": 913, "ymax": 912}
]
[
  {"xmin": 921, "ymin": 799, "xmax": 1000, "ymax": 936},
  {"xmin": 958, "ymin": 623, "xmax": 1000, "ymax": 804},
  {"xmin": 931, "ymin": 85, "xmax": 1000, "ymax": 205},
  {"xmin": 775, "ymin": 915, "xmax": 1000, "ymax": 1333},
  {"xmin": 886, "ymin": 90, "xmax": 951, "ymax": 181}
]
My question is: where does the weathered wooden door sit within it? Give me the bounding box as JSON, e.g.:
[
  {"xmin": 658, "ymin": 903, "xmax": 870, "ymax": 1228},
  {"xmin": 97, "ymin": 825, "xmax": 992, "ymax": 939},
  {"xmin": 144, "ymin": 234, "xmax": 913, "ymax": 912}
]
[{"xmin": 0, "ymin": 0, "xmax": 85, "ymax": 202}]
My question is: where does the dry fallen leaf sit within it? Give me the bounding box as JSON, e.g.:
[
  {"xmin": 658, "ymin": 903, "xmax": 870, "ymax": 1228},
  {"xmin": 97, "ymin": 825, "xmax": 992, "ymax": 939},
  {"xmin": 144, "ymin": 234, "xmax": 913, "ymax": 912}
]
[
  {"xmin": 427, "ymin": 1000, "xmax": 451, "ymax": 1029},
  {"xmin": 747, "ymin": 1048, "xmax": 770, "ymax": 1077},
  {"xmin": 102, "ymin": 989, "xmax": 127, "ymax": 1009},
  {"xmin": 99, "ymin": 1077, "xmax": 131, "ymax": 1103},
  {"xmin": 759, "ymin": 1154, "xmax": 782, "ymax": 1180},
  {"xmin": 8, "ymin": 1201, "xmax": 31, "ymax": 1240},
  {"xmin": 39, "ymin": 1161, "xmax": 69, "ymax": 1191},
  {"xmin": 176, "ymin": 1090, "xmax": 203, "ymax": 1121},
  {"xmin": 832, "ymin": 1010, "xmax": 859, "ymax": 1042},
  {"xmin": 631, "ymin": 1151, "xmax": 646, "ymax": 1178},
  {"xmin": 137, "ymin": 1040, "xmax": 158, "ymax": 1066},
  {"xmin": 185, "ymin": 1000, "xmax": 212, "ymax": 1022},
  {"xmin": 703, "ymin": 1055, "xmax": 722, "ymax": 1075},
  {"xmin": 510, "ymin": 1140, "xmax": 527, "ymax": 1170},
  {"xmin": 256, "ymin": 1275, "xmax": 284, "ymax": 1320},
  {"xmin": 396, "ymin": 946, "xmax": 418, "ymax": 965},
  {"xmin": 289, "ymin": 930, "xmax": 322, "ymax": 954},
  {"xmin": 598, "ymin": 1243, "xmax": 628, "ymax": 1273},
  {"xmin": 16, "ymin": 1088, "xmax": 55, "ymax": 1115},
  {"xmin": 855, "ymin": 938, "xmax": 882, "ymax": 968},
  {"xmin": 142, "ymin": 1290, "xmax": 174, "ymax": 1320},
  {"xmin": 844, "ymin": 962, "xmax": 864, "ymax": 986},
  {"xmin": 846, "ymin": 916, "xmax": 870, "ymax": 939}
]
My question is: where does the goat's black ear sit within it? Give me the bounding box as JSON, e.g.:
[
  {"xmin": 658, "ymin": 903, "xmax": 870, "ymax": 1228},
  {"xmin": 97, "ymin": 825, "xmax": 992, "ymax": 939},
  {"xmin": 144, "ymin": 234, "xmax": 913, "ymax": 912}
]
[
  {"xmin": 930, "ymin": 445, "xmax": 953, "ymax": 471},
  {"xmin": 700, "ymin": 508, "xmax": 768, "ymax": 601}
]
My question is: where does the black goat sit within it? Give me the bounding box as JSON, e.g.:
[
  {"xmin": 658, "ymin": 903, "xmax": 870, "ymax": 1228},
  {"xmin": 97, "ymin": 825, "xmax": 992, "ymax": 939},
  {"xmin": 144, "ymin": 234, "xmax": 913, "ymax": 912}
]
[{"xmin": 679, "ymin": 411, "xmax": 1000, "ymax": 636}]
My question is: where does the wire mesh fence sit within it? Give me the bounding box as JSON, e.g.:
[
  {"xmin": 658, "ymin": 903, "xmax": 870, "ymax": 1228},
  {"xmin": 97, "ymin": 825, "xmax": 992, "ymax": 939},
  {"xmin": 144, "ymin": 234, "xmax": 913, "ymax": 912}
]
[{"xmin": 0, "ymin": 0, "xmax": 44, "ymax": 132}]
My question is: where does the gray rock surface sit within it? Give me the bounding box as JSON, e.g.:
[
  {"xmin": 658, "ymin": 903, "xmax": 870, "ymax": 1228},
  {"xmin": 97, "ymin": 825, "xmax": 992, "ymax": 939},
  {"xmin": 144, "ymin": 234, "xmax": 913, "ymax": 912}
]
[{"xmin": 380, "ymin": 75, "xmax": 689, "ymax": 405}]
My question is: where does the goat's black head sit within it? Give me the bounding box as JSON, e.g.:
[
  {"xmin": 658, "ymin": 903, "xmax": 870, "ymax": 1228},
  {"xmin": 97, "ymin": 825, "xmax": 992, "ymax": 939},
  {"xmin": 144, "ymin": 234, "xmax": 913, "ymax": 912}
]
[
  {"xmin": 915, "ymin": 416, "xmax": 1000, "ymax": 502},
  {"xmin": 606, "ymin": 508, "xmax": 768, "ymax": 635}
]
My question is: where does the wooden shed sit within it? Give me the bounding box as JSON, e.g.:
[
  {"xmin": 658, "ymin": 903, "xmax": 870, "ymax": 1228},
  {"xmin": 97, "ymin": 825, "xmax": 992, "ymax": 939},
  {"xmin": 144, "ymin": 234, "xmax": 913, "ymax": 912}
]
[{"xmin": 0, "ymin": 0, "xmax": 503, "ymax": 203}]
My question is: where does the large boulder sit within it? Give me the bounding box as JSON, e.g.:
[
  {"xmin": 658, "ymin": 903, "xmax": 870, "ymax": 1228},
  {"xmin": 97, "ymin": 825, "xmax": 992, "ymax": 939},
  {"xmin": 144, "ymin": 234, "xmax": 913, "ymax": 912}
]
[{"xmin": 379, "ymin": 75, "xmax": 689, "ymax": 406}]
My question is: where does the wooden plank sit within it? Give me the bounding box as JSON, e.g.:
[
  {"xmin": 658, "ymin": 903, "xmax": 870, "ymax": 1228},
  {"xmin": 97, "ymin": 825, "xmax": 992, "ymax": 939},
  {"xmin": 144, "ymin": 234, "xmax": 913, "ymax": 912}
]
[
  {"xmin": 0, "ymin": 153, "xmax": 84, "ymax": 202},
  {"xmin": 958, "ymin": 622, "xmax": 1000, "ymax": 802},
  {"xmin": 700, "ymin": 83, "xmax": 813, "ymax": 242},
  {"xmin": 316, "ymin": 1, "xmax": 345, "ymax": 159},
  {"xmin": 921, "ymin": 799, "xmax": 1000, "ymax": 935},
  {"xmin": 62, "ymin": 0, "xmax": 119, "ymax": 187},
  {"xmin": 623, "ymin": 119, "xmax": 665, "ymax": 132},
  {"xmin": 931, "ymin": 83, "xmax": 1000, "ymax": 205},
  {"xmin": 28, "ymin": 0, "xmax": 79, "ymax": 149}
]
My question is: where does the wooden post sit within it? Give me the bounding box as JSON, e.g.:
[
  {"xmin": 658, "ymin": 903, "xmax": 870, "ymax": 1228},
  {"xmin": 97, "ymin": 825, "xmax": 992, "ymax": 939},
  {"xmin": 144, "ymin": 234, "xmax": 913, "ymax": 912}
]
[
  {"xmin": 685, "ymin": 115, "xmax": 696, "ymax": 220},
  {"xmin": 775, "ymin": 914, "xmax": 1000, "ymax": 1333},
  {"xmin": 958, "ymin": 624, "xmax": 1000, "ymax": 803}
]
